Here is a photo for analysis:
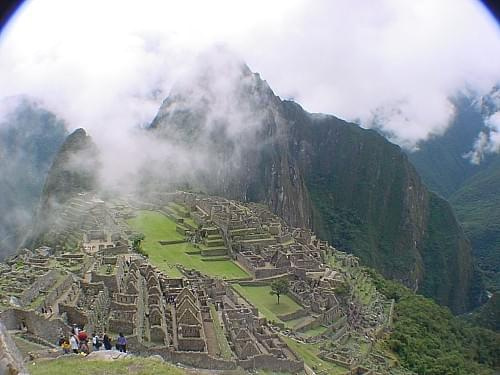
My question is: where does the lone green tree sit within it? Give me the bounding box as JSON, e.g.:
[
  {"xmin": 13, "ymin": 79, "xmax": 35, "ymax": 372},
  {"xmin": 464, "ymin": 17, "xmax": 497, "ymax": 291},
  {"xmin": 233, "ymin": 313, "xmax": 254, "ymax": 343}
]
[
  {"xmin": 130, "ymin": 233, "xmax": 145, "ymax": 254},
  {"xmin": 270, "ymin": 279, "xmax": 289, "ymax": 304}
]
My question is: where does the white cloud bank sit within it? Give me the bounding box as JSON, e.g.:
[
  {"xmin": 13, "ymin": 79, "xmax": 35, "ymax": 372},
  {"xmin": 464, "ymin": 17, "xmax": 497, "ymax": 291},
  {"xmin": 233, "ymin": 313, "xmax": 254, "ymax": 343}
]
[{"xmin": 0, "ymin": 0, "xmax": 499, "ymax": 152}]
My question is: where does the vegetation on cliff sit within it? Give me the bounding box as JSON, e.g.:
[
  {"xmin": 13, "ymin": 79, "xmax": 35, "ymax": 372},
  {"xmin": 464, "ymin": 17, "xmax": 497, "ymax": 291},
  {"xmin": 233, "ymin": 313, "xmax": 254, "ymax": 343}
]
[
  {"xmin": 368, "ymin": 269, "xmax": 500, "ymax": 375},
  {"xmin": 150, "ymin": 63, "xmax": 479, "ymax": 313}
]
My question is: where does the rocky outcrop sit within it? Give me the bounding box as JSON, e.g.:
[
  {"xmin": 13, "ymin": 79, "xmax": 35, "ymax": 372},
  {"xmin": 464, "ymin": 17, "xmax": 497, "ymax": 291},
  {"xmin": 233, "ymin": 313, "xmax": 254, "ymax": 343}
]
[
  {"xmin": 0, "ymin": 321, "xmax": 28, "ymax": 375},
  {"xmin": 150, "ymin": 58, "xmax": 479, "ymax": 313}
]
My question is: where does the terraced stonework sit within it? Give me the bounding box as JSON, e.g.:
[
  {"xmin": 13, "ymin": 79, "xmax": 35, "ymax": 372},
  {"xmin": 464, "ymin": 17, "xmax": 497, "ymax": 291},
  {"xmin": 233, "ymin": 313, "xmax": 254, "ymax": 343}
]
[{"xmin": 0, "ymin": 191, "xmax": 409, "ymax": 374}]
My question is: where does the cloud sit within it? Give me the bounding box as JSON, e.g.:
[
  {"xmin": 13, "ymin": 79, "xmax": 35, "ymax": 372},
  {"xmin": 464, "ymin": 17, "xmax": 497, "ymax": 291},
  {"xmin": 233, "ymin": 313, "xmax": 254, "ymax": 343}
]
[
  {"xmin": 0, "ymin": 0, "xmax": 499, "ymax": 154},
  {"xmin": 463, "ymin": 87, "xmax": 500, "ymax": 163}
]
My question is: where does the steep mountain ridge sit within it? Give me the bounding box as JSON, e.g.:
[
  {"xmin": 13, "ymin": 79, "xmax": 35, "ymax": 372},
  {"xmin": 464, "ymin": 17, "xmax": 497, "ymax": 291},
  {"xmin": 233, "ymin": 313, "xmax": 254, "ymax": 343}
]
[
  {"xmin": 408, "ymin": 92, "xmax": 500, "ymax": 299},
  {"xmin": 28, "ymin": 128, "xmax": 100, "ymax": 247},
  {"xmin": 0, "ymin": 97, "xmax": 67, "ymax": 259},
  {"xmin": 150, "ymin": 61, "xmax": 479, "ymax": 313}
]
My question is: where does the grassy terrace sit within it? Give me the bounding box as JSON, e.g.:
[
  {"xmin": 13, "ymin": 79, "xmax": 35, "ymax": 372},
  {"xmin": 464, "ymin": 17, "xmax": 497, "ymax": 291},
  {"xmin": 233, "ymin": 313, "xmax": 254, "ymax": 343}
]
[
  {"xmin": 127, "ymin": 211, "xmax": 249, "ymax": 280},
  {"xmin": 281, "ymin": 336, "xmax": 347, "ymax": 374},
  {"xmin": 209, "ymin": 303, "xmax": 233, "ymax": 359},
  {"xmin": 232, "ymin": 284, "xmax": 302, "ymax": 327},
  {"xmin": 30, "ymin": 357, "xmax": 186, "ymax": 375}
]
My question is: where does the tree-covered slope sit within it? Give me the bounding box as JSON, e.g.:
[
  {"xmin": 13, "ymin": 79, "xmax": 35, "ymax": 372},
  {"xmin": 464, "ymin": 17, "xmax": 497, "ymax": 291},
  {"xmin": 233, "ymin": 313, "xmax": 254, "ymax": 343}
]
[
  {"xmin": 467, "ymin": 292, "xmax": 500, "ymax": 332},
  {"xmin": 368, "ymin": 269, "xmax": 500, "ymax": 375},
  {"xmin": 281, "ymin": 101, "xmax": 478, "ymax": 313},
  {"xmin": 0, "ymin": 97, "xmax": 67, "ymax": 259},
  {"xmin": 407, "ymin": 90, "xmax": 499, "ymax": 324},
  {"xmin": 450, "ymin": 157, "xmax": 500, "ymax": 293}
]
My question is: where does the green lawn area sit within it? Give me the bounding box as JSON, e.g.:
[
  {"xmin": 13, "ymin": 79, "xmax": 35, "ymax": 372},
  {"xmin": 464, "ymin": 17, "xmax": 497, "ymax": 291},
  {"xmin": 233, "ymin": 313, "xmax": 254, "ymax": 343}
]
[
  {"xmin": 128, "ymin": 210, "xmax": 184, "ymax": 241},
  {"xmin": 232, "ymin": 284, "xmax": 302, "ymax": 326},
  {"xmin": 30, "ymin": 357, "xmax": 186, "ymax": 375},
  {"xmin": 281, "ymin": 336, "xmax": 347, "ymax": 375},
  {"xmin": 209, "ymin": 304, "xmax": 233, "ymax": 359},
  {"xmin": 127, "ymin": 211, "xmax": 249, "ymax": 280}
]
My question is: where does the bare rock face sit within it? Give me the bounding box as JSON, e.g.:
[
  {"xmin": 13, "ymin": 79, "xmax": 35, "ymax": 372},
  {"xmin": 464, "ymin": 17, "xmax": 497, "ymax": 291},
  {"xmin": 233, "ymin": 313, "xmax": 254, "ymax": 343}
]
[
  {"xmin": 150, "ymin": 54, "xmax": 479, "ymax": 313},
  {"xmin": 0, "ymin": 321, "xmax": 28, "ymax": 375}
]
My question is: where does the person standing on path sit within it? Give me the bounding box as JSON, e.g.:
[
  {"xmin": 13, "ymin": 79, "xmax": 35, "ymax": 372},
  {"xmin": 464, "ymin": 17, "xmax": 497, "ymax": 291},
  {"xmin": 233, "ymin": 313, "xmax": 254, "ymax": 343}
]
[
  {"xmin": 103, "ymin": 333, "xmax": 112, "ymax": 350},
  {"xmin": 117, "ymin": 333, "xmax": 127, "ymax": 353},
  {"xmin": 69, "ymin": 334, "xmax": 79, "ymax": 354}
]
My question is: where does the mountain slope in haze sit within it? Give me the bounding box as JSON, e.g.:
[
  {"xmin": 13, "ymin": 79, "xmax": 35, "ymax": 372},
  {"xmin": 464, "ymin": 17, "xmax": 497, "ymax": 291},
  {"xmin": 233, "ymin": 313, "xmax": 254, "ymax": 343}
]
[
  {"xmin": 0, "ymin": 97, "xmax": 67, "ymax": 259},
  {"xmin": 449, "ymin": 156, "xmax": 500, "ymax": 292},
  {"xmin": 28, "ymin": 128, "xmax": 100, "ymax": 248},
  {"xmin": 408, "ymin": 95, "xmax": 493, "ymax": 198},
  {"xmin": 408, "ymin": 92, "xmax": 500, "ymax": 295},
  {"xmin": 150, "ymin": 56, "xmax": 480, "ymax": 313}
]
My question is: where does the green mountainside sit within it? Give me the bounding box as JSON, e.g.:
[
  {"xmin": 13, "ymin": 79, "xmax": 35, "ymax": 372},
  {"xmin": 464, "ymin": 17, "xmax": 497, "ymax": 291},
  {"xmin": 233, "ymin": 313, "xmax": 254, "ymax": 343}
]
[
  {"xmin": 449, "ymin": 157, "xmax": 500, "ymax": 293},
  {"xmin": 407, "ymin": 92, "xmax": 500, "ymax": 330},
  {"xmin": 0, "ymin": 97, "xmax": 67, "ymax": 259},
  {"xmin": 467, "ymin": 292, "xmax": 500, "ymax": 332},
  {"xmin": 150, "ymin": 62, "xmax": 480, "ymax": 313},
  {"xmin": 368, "ymin": 269, "xmax": 499, "ymax": 375}
]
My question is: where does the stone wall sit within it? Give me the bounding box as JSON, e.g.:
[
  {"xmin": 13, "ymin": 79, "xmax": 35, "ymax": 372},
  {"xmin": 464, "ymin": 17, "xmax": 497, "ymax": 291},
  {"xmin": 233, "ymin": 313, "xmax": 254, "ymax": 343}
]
[
  {"xmin": 277, "ymin": 308, "xmax": 308, "ymax": 322},
  {"xmin": 167, "ymin": 351, "xmax": 237, "ymax": 370},
  {"xmin": 58, "ymin": 304, "xmax": 88, "ymax": 328},
  {"xmin": 108, "ymin": 318, "xmax": 134, "ymax": 335},
  {"xmin": 254, "ymin": 267, "xmax": 289, "ymax": 279},
  {"xmin": 0, "ymin": 308, "xmax": 71, "ymax": 343},
  {"xmin": 91, "ymin": 273, "xmax": 118, "ymax": 292},
  {"xmin": 19, "ymin": 269, "xmax": 59, "ymax": 306},
  {"xmin": 102, "ymin": 245, "xmax": 129, "ymax": 256},
  {"xmin": 43, "ymin": 274, "xmax": 74, "ymax": 310},
  {"xmin": 0, "ymin": 321, "xmax": 28, "ymax": 375},
  {"xmin": 237, "ymin": 354, "xmax": 304, "ymax": 373},
  {"xmin": 296, "ymin": 315, "xmax": 323, "ymax": 332}
]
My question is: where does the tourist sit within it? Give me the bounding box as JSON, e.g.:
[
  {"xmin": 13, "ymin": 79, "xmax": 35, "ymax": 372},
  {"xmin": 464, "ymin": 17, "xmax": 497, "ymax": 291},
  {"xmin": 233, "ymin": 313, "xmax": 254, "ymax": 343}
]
[
  {"xmin": 77, "ymin": 329, "xmax": 88, "ymax": 343},
  {"xmin": 117, "ymin": 332, "xmax": 127, "ymax": 353},
  {"xmin": 92, "ymin": 333, "xmax": 101, "ymax": 351},
  {"xmin": 61, "ymin": 339, "xmax": 71, "ymax": 354},
  {"xmin": 69, "ymin": 334, "xmax": 79, "ymax": 354},
  {"xmin": 80, "ymin": 339, "xmax": 90, "ymax": 355},
  {"xmin": 103, "ymin": 333, "xmax": 112, "ymax": 350}
]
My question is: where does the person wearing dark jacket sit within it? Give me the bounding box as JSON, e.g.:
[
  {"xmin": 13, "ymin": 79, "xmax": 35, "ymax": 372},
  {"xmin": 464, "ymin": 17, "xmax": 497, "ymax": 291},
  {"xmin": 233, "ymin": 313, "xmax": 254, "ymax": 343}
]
[{"xmin": 103, "ymin": 333, "xmax": 112, "ymax": 350}]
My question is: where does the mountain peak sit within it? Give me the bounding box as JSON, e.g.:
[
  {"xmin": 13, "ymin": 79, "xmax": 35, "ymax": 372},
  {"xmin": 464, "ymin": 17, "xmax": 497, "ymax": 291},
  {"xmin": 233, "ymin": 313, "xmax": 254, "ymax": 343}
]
[
  {"xmin": 151, "ymin": 51, "xmax": 278, "ymax": 132},
  {"xmin": 39, "ymin": 127, "xmax": 99, "ymax": 212}
]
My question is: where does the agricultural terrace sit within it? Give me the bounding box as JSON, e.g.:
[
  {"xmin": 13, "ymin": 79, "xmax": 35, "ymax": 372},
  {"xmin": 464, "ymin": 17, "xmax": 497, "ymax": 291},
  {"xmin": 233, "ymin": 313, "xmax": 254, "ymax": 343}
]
[
  {"xmin": 232, "ymin": 284, "xmax": 303, "ymax": 327},
  {"xmin": 281, "ymin": 336, "xmax": 347, "ymax": 375},
  {"xmin": 127, "ymin": 210, "xmax": 249, "ymax": 280}
]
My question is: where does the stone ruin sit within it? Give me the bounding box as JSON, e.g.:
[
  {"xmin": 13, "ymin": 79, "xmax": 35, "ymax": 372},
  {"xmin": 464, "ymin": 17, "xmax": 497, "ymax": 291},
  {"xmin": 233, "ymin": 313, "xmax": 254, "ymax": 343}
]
[{"xmin": 0, "ymin": 191, "xmax": 398, "ymax": 374}]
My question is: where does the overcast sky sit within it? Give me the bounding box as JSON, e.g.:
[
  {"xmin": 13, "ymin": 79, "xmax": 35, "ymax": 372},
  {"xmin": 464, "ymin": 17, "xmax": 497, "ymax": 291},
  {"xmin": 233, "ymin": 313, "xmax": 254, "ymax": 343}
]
[{"xmin": 0, "ymin": 0, "xmax": 499, "ymax": 151}]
